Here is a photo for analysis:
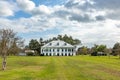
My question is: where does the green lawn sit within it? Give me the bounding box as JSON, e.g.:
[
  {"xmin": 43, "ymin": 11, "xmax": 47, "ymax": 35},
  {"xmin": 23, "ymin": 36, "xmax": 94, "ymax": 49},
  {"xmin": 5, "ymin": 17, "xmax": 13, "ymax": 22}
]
[{"xmin": 0, "ymin": 56, "xmax": 120, "ymax": 80}]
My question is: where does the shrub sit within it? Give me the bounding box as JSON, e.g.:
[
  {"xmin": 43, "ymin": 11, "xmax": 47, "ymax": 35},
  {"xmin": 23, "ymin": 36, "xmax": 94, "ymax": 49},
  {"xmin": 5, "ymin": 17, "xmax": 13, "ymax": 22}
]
[
  {"xmin": 26, "ymin": 52, "xmax": 35, "ymax": 56},
  {"xmin": 91, "ymin": 52, "xmax": 97, "ymax": 56}
]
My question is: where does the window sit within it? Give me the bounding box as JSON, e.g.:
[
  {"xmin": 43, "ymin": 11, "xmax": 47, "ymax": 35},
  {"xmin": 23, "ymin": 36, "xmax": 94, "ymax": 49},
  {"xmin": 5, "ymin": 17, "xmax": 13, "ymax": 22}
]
[
  {"xmin": 65, "ymin": 49, "xmax": 67, "ymax": 52},
  {"xmin": 68, "ymin": 49, "xmax": 71, "ymax": 52},
  {"xmin": 45, "ymin": 49, "xmax": 48, "ymax": 52},
  {"xmin": 57, "ymin": 53, "xmax": 59, "ymax": 56},
  {"xmin": 71, "ymin": 49, "xmax": 74, "ymax": 52},
  {"xmin": 53, "ymin": 49, "xmax": 54, "ymax": 52},
  {"xmin": 64, "ymin": 43, "xmax": 67, "ymax": 46},
  {"xmin": 57, "ymin": 42, "xmax": 59, "ymax": 46},
  {"xmin": 57, "ymin": 49, "xmax": 59, "ymax": 52},
  {"xmin": 62, "ymin": 49, "xmax": 64, "ymax": 52},
  {"xmin": 69, "ymin": 53, "xmax": 71, "ymax": 56},
  {"xmin": 49, "ymin": 43, "xmax": 52, "ymax": 46},
  {"xmin": 65, "ymin": 53, "xmax": 67, "ymax": 56},
  {"xmin": 49, "ymin": 49, "xmax": 51, "ymax": 52},
  {"xmin": 46, "ymin": 53, "xmax": 48, "ymax": 56}
]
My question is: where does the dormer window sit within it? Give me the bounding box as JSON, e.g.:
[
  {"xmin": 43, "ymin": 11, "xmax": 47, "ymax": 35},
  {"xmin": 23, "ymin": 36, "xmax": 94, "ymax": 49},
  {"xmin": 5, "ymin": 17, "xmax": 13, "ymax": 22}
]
[
  {"xmin": 57, "ymin": 42, "xmax": 59, "ymax": 46},
  {"xmin": 49, "ymin": 43, "xmax": 52, "ymax": 46},
  {"xmin": 64, "ymin": 43, "xmax": 67, "ymax": 46}
]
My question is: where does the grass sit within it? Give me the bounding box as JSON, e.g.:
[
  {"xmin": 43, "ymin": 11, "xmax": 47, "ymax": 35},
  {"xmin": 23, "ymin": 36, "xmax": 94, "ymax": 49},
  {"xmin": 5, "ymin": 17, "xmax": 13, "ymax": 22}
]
[{"xmin": 0, "ymin": 56, "xmax": 120, "ymax": 80}]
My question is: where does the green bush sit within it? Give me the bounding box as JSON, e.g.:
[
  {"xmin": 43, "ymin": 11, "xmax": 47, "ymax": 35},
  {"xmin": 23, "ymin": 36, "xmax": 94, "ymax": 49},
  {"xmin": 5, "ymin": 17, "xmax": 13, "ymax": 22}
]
[{"xmin": 26, "ymin": 52, "xmax": 34, "ymax": 56}]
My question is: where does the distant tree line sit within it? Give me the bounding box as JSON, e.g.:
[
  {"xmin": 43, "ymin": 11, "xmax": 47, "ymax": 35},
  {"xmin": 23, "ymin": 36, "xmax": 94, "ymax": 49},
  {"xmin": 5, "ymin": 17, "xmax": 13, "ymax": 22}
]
[
  {"xmin": 77, "ymin": 43, "xmax": 120, "ymax": 58},
  {"xmin": 77, "ymin": 44, "xmax": 110, "ymax": 56}
]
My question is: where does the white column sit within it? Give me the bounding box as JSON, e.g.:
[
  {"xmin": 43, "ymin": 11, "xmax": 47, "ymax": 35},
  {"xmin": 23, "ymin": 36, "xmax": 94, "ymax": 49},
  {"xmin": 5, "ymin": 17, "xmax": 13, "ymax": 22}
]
[
  {"xmin": 51, "ymin": 52, "xmax": 53, "ymax": 56},
  {"xmin": 48, "ymin": 52, "xmax": 50, "ymax": 56},
  {"xmin": 70, "ymin": 51, "xmax": 72, "ymax": 56},
  {"xmin": 41, "ymin": 48, "xmax": 43, "ymax": 55},
  {"xmin": 67, "ymin": 53, "xmax": 68, "ymax": 56},
  {"xmin": 64, "ymin": 48, "xmax": 66, "ymax": 56},
  {"xmin": 59, "ymin": 52, "xmax": 61, "ymax": 56},
  {"xmin": 43, "ymin": 48, "xmax": 45, "ymax": 56},
  {"xmin": 73, "ymin": 48, "xmax": 76, "ymax": 56},
  {"xmin": 44, "ymin": 53, "xmax": 46, "ymax": 56},
  {"xmin": 56, "ymin": 48, "xmax": 59, "ymax": 56},
  {"xmin": 67, "ymin": 48, "xmax": 68, "ymax": 56}
]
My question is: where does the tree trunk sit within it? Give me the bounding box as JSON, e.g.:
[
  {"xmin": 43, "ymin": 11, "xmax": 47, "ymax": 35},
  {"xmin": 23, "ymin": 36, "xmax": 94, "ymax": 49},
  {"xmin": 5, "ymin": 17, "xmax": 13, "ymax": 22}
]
[
  {"xmin": 119, "ymin": 53, "xmax": 120, "ymax": 59},
  {"xmin": 2, "ymin": 56, "xmax": 6, "ymax": 70}
]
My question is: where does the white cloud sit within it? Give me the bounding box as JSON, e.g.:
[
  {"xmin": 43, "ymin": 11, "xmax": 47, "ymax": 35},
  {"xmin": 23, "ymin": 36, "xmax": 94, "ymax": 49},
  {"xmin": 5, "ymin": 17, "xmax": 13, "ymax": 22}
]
[
  {"xmin": 0, "ymin": 15, "xmax": 58, "ymax": 33},
  {"xmin": 16, "ymin": 0, "xmax": 35, "ymax": 12},
  {"xmin": 0, "ymin": 1, "xmax": 17, "ymax": 17},
  {"xmin": 59, "ymin": 19, "xmax": 120, "ymax": 47},
  {"xmin": 31, "ymin": 5, "xmax": 52, "ymax": 15}
]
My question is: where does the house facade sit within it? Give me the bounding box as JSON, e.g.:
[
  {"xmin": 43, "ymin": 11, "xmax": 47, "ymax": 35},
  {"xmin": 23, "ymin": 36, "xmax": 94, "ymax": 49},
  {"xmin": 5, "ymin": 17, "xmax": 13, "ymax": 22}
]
[{"xmin": 41, "ymin": 40, "xmax": 76, "ymax": 56}]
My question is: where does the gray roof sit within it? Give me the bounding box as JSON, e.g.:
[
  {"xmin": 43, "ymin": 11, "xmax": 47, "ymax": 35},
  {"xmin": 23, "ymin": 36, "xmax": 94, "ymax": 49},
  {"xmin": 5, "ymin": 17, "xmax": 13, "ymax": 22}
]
[{"xmin": 42, "ymin": 40, "xmax": 74, "ymax": 48}]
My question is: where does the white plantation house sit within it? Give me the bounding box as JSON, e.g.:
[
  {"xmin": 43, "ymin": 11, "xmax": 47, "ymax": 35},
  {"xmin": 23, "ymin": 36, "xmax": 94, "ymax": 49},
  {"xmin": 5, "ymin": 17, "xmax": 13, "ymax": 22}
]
[{"xmin": 41, "ymin": 40, "xmax": 76, "ymax": 56}]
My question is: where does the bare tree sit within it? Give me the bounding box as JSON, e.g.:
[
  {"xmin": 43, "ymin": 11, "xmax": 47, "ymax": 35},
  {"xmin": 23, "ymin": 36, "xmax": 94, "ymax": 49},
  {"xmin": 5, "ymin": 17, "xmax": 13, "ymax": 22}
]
[{"xmin": 0, "ymin": 29, "xmax": 23, "ymax": 70}]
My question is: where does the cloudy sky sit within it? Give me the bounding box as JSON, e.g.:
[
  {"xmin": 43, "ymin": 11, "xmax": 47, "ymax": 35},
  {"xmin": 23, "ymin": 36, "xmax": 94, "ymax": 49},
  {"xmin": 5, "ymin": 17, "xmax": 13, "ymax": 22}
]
[{"xmin": 0, "ymin": 0, "xmax": 120, "ymax": 48}]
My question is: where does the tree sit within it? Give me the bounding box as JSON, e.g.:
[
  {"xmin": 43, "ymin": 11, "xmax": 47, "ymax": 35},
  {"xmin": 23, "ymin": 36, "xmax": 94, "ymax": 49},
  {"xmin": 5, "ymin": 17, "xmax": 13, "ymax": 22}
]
[
  {"xmin": 91, "ymin": 44, "xmax": 107, "ymax": 56},
  {"xmin": 0, "ymin": 29, "xmax": 23, "ymax": 70},
  {"xmin": 91, "ymin": 44, "xmax": 99, "ymax": 54},
  {"xmin": 8, "ymin": 38, "xmax": 20, "ymax": 55},
  {"xmin": 97, "ymin": 45, "xmax": 106, "ymax": 52},
  {"xmin": 112, "ymin": 42, "xmax": 120, "ymax": 58},
  {"xmin": 39, "ymin": 38, "xmax": 43, "ymax": 44},
  {"xmin": 57, "ymin": 35, "xmax": 62, "ymax": 40},
  {"xmin": 73, "ymin": 39, "xmax": 81, "ymax": 45},
  {"xmin": 77, "ymin": 46, "xmax": 88, "ymax": 55},
  {"xmin": 39, "ymin": 38, "xmax": 44, "ymax": 55},
  {"xmin": 29, "ymin": 39, "xmax": 40, "ymax": 55},
  {"xmin": 105, "ymin": 48, "xmax": 112, "ymax": 58},
  {"xmin": 44, "ymin": 34, "xmax": 81, "ymax": 45},
  {"xmin": 24, "ymin": 45, "xmax": 29, "ymax": 50}
]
